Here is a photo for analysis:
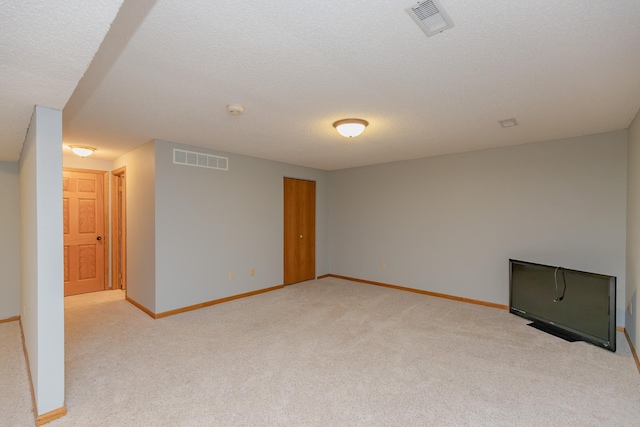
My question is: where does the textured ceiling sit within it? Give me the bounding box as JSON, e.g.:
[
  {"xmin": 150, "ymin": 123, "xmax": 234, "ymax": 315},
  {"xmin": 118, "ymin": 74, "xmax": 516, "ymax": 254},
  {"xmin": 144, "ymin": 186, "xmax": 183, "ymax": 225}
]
[
  {"xmin": 0, "ymin": 0, "xmax": 125, "ymax": 161},
  {"xmin": 3, "ymin": 1, "xmax": 640, "ymax": 169}
]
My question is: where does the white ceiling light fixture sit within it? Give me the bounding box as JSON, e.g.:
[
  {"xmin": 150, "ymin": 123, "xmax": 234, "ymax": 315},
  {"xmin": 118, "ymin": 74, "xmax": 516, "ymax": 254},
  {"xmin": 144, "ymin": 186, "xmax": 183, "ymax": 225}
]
[
  {"xmin": 69, "ymin": 146, "xmax": 96, "ymax": 157},
  {"xmin": 333, "ymin": 119, "xmax": 369, "ymax": 138}
]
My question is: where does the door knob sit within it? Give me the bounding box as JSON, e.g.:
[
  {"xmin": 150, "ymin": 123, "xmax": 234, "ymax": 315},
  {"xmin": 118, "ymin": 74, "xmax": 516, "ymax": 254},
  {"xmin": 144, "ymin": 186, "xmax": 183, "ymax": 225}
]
[
  {"xmin": 97, "ymin": 236, "xmax": 102, "ymax": 241},
  {"xmin": 299, "ymin": 235, "xmax": 303, "ymax": 239}
]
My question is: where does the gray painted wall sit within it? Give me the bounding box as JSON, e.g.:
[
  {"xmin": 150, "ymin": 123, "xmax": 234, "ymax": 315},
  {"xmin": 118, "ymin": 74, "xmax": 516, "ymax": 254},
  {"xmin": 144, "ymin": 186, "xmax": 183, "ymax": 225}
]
[
  {"xmin": 19, "ymin": 106, "xmax": 64, "ymax": 415},
  {"xmin": 626, "ymin": 110, "xmax": 640, "ymax": 348},
  {"xmin": 113, "ymin": 142, "xmax": 157, "ymax": 312},
  {"xmin": 153, "ymin": 140, "xmax": 330, "ymax": 313},
  {"xmin": 0, "ymin": 161, "xmax": 19, "ymax": 319},
  {"xmin": 329, "ymin": 131, "xmax": 628, "ymax": 326},
  {"xmin": 62, "ymin": 154, "xmax": 113, "ymax": 171}
]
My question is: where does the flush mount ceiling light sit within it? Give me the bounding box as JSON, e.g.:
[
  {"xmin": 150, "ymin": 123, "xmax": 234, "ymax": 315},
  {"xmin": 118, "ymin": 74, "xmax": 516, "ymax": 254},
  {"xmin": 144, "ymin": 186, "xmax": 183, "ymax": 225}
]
[
  {"xmin": 333, "ymin": 119, "xmax": 369, "ymax": 138},
  {"xmin": 499, "ymin": 118, "xmax": 518, "ymax": 128},
  {"xmin": 69, "ymin": 146, "xmax": 96, "ymax": 157}
]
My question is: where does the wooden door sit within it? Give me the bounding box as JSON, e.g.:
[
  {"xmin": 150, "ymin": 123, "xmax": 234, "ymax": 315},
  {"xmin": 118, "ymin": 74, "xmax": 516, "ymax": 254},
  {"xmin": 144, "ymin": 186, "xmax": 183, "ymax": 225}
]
[
  {"xmin": 284, "ymin": 178, "xmax": 316, "ymax": 285},
  {"xmin": 111, "ymin": 167, "xmax": 127, "ymax": 290},
  {"xmin": 63, "ymin": 170, "xmax": 106, "ymax": 296}
]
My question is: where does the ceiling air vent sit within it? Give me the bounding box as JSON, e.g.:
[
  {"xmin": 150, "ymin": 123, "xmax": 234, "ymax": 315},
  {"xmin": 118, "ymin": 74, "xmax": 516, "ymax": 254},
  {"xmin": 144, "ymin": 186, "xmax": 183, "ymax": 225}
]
[
  {"xmin": 173, "ymin": 148, "xmax": 228, "ymax": 171},
  {"xmin": 406, "ymin": 0, "xmax": 454, "ymax": 37}
]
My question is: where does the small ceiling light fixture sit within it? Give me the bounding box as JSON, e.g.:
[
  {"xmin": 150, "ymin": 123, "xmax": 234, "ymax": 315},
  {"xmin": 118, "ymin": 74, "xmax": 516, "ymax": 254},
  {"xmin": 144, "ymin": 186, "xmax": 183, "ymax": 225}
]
[
  {"xmin": 69, "ymin": 146, "xmax": 96, "ymax": 157},
  {"xmin": 499, "ymin": 118, "xmax": 518, "ymax": 128},
  {"xmin": 333, "ymin": 118, "xmax": 369, "ymax": 138}
]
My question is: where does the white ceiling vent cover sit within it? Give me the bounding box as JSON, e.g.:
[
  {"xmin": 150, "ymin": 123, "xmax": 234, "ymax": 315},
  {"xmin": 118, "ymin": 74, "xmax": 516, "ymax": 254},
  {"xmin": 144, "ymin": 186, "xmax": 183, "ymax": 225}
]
[
  {"xmin": 173, "ymin": 148, "xmax": 228, "ymax": 171},
  {"xmin": 406, "ymin": 0, "xmax": 454, "ymax": 37}
]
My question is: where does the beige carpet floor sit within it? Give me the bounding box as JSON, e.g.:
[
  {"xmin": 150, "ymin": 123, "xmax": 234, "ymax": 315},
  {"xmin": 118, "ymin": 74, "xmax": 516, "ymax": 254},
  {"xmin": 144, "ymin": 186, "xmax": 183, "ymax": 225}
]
[
  {"xmin": 3, "ymin": 277, "xmax": 640, "ymax": 426},
  {"xmin": 0, "ymin": 320, "xmax": 34, "ymax": 426}
]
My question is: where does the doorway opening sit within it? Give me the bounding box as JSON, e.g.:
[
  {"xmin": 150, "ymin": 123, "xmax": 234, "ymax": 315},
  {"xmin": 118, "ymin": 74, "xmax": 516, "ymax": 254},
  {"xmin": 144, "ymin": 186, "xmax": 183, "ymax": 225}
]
[{"xmin": 111, "ymin": 167, "xmax": 127, "ymax": 291}]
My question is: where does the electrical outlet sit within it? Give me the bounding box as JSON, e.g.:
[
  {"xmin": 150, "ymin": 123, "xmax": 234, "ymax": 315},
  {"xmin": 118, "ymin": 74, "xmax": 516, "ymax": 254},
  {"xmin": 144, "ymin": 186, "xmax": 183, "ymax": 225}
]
[
  {"xmin": 250, "ymin": 268, "xmax": 255, "ymax": 277},
  {"xmin": 381, "ymin": 263, "xmax": 386, "ymax": 270},
  {"xmin": 628, "ymin": 300, "xmax": 633, "ymax": 315},
  {"xmin": 229, "ymin": 272, "xmax": 235, "ymax": 280}
]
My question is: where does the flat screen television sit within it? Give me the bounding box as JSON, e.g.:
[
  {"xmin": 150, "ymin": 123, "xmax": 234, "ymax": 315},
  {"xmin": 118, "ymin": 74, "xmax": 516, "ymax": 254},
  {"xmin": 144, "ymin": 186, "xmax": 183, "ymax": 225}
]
[{"xmin": 509, "ymin": 259, "xmax": 616, "ymax": 352}]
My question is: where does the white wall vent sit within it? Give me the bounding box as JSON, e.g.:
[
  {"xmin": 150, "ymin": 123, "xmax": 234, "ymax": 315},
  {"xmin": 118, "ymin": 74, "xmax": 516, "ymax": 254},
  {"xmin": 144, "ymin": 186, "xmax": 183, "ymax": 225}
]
[
  {"xmin": 173, "ymin": 149, "xmax": 228, "ymax": 171},
  {"xmin": 406, "ymin": 0, "xmax": 454, "ymax": 37}
]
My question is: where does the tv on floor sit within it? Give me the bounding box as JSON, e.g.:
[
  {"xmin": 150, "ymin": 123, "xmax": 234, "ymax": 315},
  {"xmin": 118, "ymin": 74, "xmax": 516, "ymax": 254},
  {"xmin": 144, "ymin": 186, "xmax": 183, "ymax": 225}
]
[{"xmin": 509, "ymin": 259, "xmax": 616, "ymax": 352}]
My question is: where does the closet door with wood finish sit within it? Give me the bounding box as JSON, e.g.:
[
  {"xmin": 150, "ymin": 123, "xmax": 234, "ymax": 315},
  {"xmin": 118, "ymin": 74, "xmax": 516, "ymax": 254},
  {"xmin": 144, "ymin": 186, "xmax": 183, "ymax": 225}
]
[{"xmin": 284, "ymin": 178, "xmax": 316, "ymax": 285}]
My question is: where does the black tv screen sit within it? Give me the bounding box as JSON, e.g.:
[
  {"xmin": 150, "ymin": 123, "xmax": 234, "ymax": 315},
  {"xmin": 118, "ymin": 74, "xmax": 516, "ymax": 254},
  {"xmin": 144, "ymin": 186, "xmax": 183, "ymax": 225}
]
[{"xmin": 509, "ymin": 259, "xmax": 616, "ymax": 352}]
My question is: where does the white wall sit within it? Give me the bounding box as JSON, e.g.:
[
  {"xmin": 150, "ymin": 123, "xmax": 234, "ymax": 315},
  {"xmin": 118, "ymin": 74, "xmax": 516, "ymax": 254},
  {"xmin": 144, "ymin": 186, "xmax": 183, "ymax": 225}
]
[
  {"xmin": 153, "ymin": 140, "xmax": 330, "ymax": 313},
  {"xmin": 62, "ymin": 154, "xmax": 113, "ymax": 171},
  {"xmin": 19, "ymin": 106, "xmax": 64, "ymax": 415},
  {"xmin": 113, "ymin": 142, "xmax": 156, "ymax": 312},
  {"xmin": 0, "ymin": 161, "xmax": 20, "ymax": 319},
  {"xmin": 626, "ymin": 109, "xmax": 640, "ymax": 348},
  {"xmin": 330, "ymin": 131, "xmax": 628, "ymax": 326}
]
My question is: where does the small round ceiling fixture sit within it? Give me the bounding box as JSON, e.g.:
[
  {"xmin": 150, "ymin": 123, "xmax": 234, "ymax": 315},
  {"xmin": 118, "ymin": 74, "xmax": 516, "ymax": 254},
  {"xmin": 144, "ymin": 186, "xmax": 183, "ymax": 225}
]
[
  {"xmin": 333, "ymin": 118, "xmax": 369, "ymax": 137},
  {"xmin": 69, "ymin": 146, "xmax": 96, "ymax": 157},
  {"xmin": 226, "ymin": 104, "xmax": 245, "ymax": 115}
]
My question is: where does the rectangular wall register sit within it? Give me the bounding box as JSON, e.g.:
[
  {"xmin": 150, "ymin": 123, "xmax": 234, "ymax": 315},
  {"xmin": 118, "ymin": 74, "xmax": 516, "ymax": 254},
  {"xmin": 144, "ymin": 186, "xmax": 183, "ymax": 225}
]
[{"xmin": 173, "ymin": 149, "xmax": 228, "ymax": 171}]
